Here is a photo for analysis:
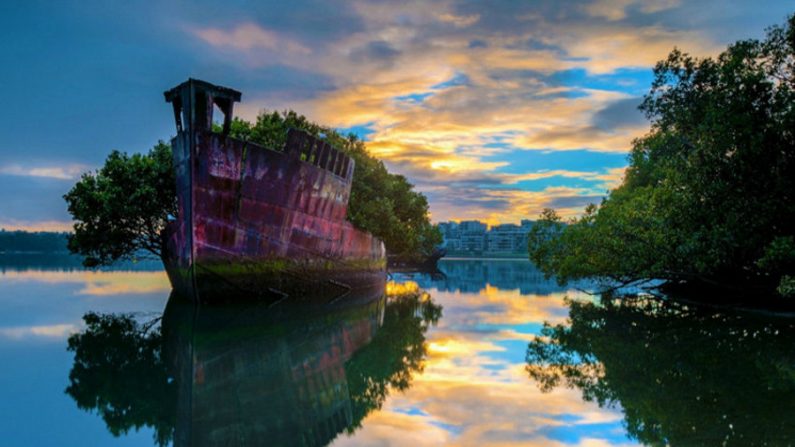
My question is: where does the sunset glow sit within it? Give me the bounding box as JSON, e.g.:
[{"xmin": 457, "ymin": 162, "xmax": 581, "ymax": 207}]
[{"xmin": 0, "ymin": 1, "xmax": 791, "ymax": 225}]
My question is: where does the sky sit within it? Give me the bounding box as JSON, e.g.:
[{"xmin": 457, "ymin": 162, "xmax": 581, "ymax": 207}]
[{"xmin": 0, "ymin": 1, "xmax": 792, "ymax": 231}]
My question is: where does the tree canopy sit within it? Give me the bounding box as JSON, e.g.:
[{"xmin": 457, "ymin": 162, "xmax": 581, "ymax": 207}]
[
  {"xmin": 64, "ymin": 142, "xmax": 176, "ymax": 266},
  {"xmin": 529, "ymin": 15, "xmax": 795, "ymax": 298},
  {"xmin": 64, "ymin": 111, "xmax": 440, "ymax": 267}
]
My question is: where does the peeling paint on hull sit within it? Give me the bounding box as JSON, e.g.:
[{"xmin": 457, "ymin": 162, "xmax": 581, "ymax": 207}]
[{"xmin": 162, "ymin": 79, "xmax": 386, "ymax": 303}]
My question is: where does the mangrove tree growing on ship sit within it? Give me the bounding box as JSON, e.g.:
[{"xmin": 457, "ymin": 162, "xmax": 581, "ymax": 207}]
[
  {"xmin": 64, "ymin": 142, "xmax": 176, "ymax": 266},
  {"xmin": 225, "ymin": 110, "xmax": 442, "ymax": 261},
  {"xmin": 63, "ymin": 112, "xmax": 441, "ymax": 266}
]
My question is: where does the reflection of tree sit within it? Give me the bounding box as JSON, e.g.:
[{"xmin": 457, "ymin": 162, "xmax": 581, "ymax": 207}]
[
  {"xmin": 526, "ymin": 295, "xmax": 795, "ymax": 446},
  {"xmin": 65, "ymin": 312, "xmax": 175, "ymax": 446},
  {"xmin": 345, "ymin": 287, "xmax": 442, "ymax": 431},
  {"xmin": 65, "ymin": 285, "xmax": 442, "ymax": 446}
]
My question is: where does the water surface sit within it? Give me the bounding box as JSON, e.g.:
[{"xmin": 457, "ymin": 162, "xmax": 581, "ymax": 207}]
[{"xmin": 1, "ymin": 257, "xmax": 792, "ymax": 446}]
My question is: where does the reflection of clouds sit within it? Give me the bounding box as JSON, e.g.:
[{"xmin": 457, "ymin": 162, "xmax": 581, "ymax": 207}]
[
  {"xmin": 385, "ymin": 280, "xmax": 420, "ymax": 296},
  {"xmin": 335, "ymin": 264, "xmax": 632, "ymax": 446},
  {"xmin": 427, "ymin": 336, "xmax": 505, "ymax": 358},
  {"xmin": 334, "ymin": 410, "xmax": 452, "ymax": 446},
  {"xmin": 342, "ymin": 363, "xmax": 632, "ymax": 446},
  {"xmin": 0, "ymin": 270, "xmax": 170, "ymax": 296},
  {"xmin": 480, "ymin": 286, "xmax": 576, "ymax": 326},
  {"xmin": 424, "ymin": 288, "xmax": 573, "ymax": 337},
  {"xmin": 0, "ymin": 270, "xmax": 170, "ymax": 345}
]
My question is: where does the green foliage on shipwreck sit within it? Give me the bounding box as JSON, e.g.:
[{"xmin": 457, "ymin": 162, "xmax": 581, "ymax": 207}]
[
  {"xmin": 64, "ymin": 142, "xmax": 176, "ymax": 266},
  {"xmin": 225, "ymin": 110, "xmax": 442, "ymax": 261},
  {"xmin": 64, "ymin": 111, "xmax": 441, "ymax": 266},
  {"xmin": 529, "ymin": 15, "xmax": 795, "ymax": 300}
]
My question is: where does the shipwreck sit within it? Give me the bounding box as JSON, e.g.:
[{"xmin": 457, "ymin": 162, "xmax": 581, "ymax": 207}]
[{"xmin": 162, "ymin": 79, "xmax": 386, "ymax": 303}]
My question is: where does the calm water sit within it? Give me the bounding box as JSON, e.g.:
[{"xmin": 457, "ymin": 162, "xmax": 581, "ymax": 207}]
[{"xmin": 1, "ymin": 257, "xmax": 793, "ymax": 446}]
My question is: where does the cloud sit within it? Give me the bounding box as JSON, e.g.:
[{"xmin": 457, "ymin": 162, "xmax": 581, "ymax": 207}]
[
  {"xmin": 439, "ymin": 13, "xmax": 480, "ymax": 28},
  {"xmin": 0, "ymin": 323, "xmax": 78, "ymax": 340},
  {"xmin": 0, "ymin": 164, "xmax": 87, "ymax": 180},
  {"xmin": 350, "ymin": 40, "xmax": 402, "ymax": 63},
  {"xmin": 583, "ymin": 0, "xmax": 681, "ymax": 21},
  {"xmin": 424, "ymin": 185, "xmax": 609, "ymax": 225},
  {"xmin": 560, "ymin": 24, "xmax": 719, "ymax": 74},
  {"xmin": 193, "ymin": 22, "xmax": 311, "ymax": 54},
  {"xmin": 191, "ymin": 22, "xmax": 312, "ymax": 67},
  {"xmin": 592, "ymin": 97, "xmax": 645, "ymax": 130},
  {"xmin": 545, "ymin": 195, "xmax": 604, "ymax": 209},
  {"xmin": 514, "ymin": 123, "xmax": 647, "ymax": 153},
  {"xmin": 584, "ymin": 0, "xmax": 637, "ymax": 21},
  {"xmin": 592, "ymin": 167, "xmax": 626, "ymax": 190}
]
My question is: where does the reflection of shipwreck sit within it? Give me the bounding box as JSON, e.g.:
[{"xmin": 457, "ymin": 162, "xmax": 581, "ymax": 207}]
[
  {"xmin": 162, "ymin": 79, "xmax": 385, "ymax": 302},
  {"xmin": 65, "ymin": 281, "xmax": 440, "ymax": 446},
  {"xmin": 164, "ymin": 290, "xmax": 386, "ymax": 446}
]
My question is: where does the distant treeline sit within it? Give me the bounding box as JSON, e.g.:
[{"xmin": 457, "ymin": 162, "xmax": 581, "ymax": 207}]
[{"xmin": 0, "ymin": 230, "xmax": 70, "ymax": 253}]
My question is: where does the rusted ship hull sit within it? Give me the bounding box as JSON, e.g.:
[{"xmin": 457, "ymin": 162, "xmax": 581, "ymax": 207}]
[{"xmin": 162, "ymin": 79, "xmax": 385, "ymax": 303}]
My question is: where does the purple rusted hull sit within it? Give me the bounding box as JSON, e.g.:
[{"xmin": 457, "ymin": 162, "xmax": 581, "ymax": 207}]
[
  {"xmin": 161, "ymin": 81, "xmax": 385, "ymax": 303},
  {"xmin": 163, "ymin": 129, "xmax": 386, "ymax": 303}
]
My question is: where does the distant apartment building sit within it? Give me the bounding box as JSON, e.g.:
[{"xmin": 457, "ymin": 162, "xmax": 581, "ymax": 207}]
[{"xmin": 438, "ymin": 219, "xmax": 534, "ymax": 256}]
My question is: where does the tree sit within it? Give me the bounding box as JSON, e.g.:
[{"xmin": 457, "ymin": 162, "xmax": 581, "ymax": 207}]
[
  {"xmin": 529, "ymin": 15, "xmax": 795, "ymax": 298},
  {"xmin": 526, "ymin": 295, "xmax": 795, "ymax": 446},
  {"xmin": 64, "ymin": 142, "xmax": 176, "ymax": 266}
]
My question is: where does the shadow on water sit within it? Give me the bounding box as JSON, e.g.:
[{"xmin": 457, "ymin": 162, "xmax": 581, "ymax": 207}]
[
  {"xmin": 65, "ymin": 284, "xmax": 442, "ymax": 446},
  {"xmin": 525, "ymin": 294, "xmax": 795, "ymax": 446}
]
